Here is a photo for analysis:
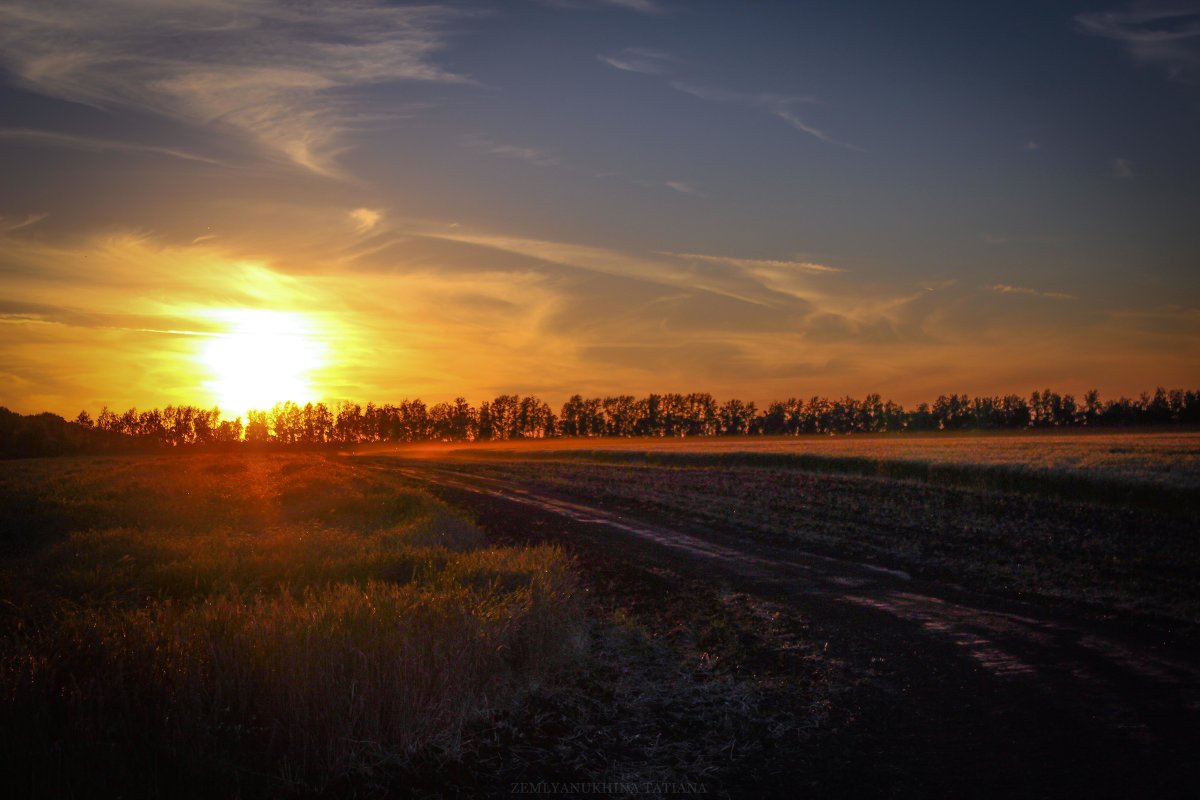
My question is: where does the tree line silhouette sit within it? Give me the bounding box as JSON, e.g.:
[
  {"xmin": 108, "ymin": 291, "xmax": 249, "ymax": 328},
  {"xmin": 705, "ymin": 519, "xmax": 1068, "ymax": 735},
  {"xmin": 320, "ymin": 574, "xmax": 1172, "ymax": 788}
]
[{"xmin": 49, "ymin": 386, "xmax": 1200, "ymax": 449}]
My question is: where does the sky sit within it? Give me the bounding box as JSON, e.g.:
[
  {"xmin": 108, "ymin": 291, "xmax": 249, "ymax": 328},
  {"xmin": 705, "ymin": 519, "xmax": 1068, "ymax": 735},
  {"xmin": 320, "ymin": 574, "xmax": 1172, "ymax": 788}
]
[{"xmin": 1, "ymin": 0, "xmax": 1198, "ymax": 418}]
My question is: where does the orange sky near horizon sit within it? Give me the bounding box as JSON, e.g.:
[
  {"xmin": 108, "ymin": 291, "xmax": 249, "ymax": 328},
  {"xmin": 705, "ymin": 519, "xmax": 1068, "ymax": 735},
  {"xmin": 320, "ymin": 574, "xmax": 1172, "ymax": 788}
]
[{"xmin": 2, "ymin": 224, "xmax": 1195, "ymax": 420}]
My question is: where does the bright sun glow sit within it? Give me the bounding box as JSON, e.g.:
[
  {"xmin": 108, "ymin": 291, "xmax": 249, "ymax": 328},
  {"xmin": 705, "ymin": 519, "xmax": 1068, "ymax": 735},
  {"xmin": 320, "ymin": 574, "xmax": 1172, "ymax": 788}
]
[{"xmin": 201, "ymin": 309, "xmax": 327, "ymax": 418}]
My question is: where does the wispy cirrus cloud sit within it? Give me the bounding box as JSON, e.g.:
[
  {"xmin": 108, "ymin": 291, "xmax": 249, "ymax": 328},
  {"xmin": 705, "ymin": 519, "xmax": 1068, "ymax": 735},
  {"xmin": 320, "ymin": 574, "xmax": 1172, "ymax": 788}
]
[
  {"xmin": 1076, "ymin": 4, "xmax": 1200, "ymax": 81},
  {"xmin": 0, "ymin": 128, "xmax": 223, "ymax": 165},
  {"xmin": 598, "ymin": 47, "xmax": 676, "ymax": 75},
  {"xmin": 669, "ymin": 82, "xmax": 816, "ymax": 107},
  {"xmin": 597, "ymin": 46, "xmax": 855, "ymax": 148},
  {"xmin": 986, "ymin": 284, "xmax": 1077, "ymax": 300},
  {"xmin": 671, "ymin": 81, "xmax": 858, "ymax": 149},
  {"xmin": 0, "ymin": 213, "xmax": 48, "ymax": 233},
  {"xmin": 1112, "ymin": 157, "xmax": 1135, "ymax": 177},
  {"xmin": 540, "ymin": 0, "xmax": 666, "ymax": 13},
  {"xmin": 459, "ymin": 134, "xmax": 562, "ymax": 167},
  {"xmin": 461, "ymin": 133, "xmax": 703, "ymax": 198},
  {"xmin": 349, "ymin": 208, "xmax": 383, "ymax": 234},
  {"xmin": 664, "ymin": 180, "xmax": 703, "ymax": 195},
  {"xmin": 660, "ymin": 251, "xmax": 842, "ymax": 274},
  {"xmin": 0, "ymin": 0, "xmax": 468, "ymax": 176},
  {"xmin": 599, "ymin": 0, "xmax": 666, "ymax": 13}
]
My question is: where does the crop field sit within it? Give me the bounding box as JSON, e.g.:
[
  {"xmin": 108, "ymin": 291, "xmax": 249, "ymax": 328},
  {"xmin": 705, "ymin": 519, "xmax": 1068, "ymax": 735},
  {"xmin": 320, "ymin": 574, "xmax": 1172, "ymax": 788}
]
[
  {"xmin": 2, "ymin": 432, "xmax": 1198, "ymax": 797},
  {"xmin": 420, "ymin": 429, "xmax": 1200, "ymax": 494},
  {"xmin": 0, "ymin": 453, "xmax": 818, "ymax": 798},
  {"xmin": 0, "ymin": 454, "xmax": 584, "ymax": 796},
  {"xmin": 420, "ymin": 453, "xmax": 1199, "ymax": 625}
]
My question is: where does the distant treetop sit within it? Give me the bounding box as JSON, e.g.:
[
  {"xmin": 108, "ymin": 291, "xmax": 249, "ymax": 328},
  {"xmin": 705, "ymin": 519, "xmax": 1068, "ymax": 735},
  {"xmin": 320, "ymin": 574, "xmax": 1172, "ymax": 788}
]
[{"xmin": 9, "ymin": 386, "xmax": 1189, "ymax": 456}]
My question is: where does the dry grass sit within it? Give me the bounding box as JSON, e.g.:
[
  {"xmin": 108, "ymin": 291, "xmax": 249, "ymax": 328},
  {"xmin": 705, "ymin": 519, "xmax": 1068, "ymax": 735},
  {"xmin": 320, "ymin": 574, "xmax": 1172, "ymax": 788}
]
[
  {"xmin": 0, "ymin": 453, "xmax": 581, "ymax": 797},
  {"xmin": 431, "ymin": 431, "xmax": 1200, "ymax": 512},
  {"xmin": 372, "ymin": 430, "xmax": 1200, "ymax": 495}
]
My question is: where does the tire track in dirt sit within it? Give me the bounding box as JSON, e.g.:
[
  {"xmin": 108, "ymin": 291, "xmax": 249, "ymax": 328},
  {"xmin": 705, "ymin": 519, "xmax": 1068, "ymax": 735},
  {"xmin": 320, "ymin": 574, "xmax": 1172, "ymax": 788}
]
[{"xmin": 376, "ymin": 460, "xmax": 1200, "ymax": 797}]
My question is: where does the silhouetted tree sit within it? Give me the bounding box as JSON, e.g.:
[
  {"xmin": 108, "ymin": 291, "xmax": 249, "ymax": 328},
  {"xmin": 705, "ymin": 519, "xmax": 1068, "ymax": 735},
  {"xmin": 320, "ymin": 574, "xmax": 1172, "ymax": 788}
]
[
  {"xmin": 602, "ymin": 395, "xmax": 638, "ymax": 437},
  {"xmin": 719, "ymin": 398, "xmax": 756, "ymax": 435},
  {"xmin": 245, "ymin": 410, "xmax": 270, "ymax": 443},
  {"xmin": 48, "ymin": 384, "xmax": 1199, "ymax": 454}
]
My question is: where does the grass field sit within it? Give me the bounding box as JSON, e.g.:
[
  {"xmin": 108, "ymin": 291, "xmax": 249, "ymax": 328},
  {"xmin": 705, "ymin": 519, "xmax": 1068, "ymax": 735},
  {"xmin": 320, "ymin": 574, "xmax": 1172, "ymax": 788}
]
[
  {"xmin": 0, "ymin": 453, "xmax": 813, "ymax": 798},
  {"xmin": 378, "ymin": 429, "xmax": 1197, "ymax": 483},
  {"xmin": 379, "ymin": 430, "xmax": 1200, "ymax": 511},
  {"xmin": 3, "ymin": 432, "xmax": 1197, "ymax": 796},
  {"xmin": 0, "ymin": 454, "xmax": 583, "ymax": 797},
  {"xmin": 374, "ymin": 429, "xmax": 1200, "ymax": 625}
]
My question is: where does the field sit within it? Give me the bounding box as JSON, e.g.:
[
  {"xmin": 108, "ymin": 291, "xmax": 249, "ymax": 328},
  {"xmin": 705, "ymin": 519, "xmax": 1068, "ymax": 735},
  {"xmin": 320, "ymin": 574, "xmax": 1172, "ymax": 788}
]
[
  {"xmin": 0, "ymin": 454, "xmax": 586, "ymax": 796},
  {"xmin": 407, "ymin": 432, "xmax": 1200, "ymax": 626},
  {"xmin": 439, "ymin": 429, "xmax": 1200, "ymax": 482},
  {"xmin": 2, "ymin": 431, "xmax": 1199, "ymax": 797},
  {"xmin": 0, "ymin": 453, "xmax": 815, "ymax": 798}
]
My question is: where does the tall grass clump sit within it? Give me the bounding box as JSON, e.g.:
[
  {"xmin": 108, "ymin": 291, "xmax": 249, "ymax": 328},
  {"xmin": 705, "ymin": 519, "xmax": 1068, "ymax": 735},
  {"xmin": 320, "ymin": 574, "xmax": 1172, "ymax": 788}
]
[{"xmin": 0, "ymin": 453, "xmax": 581, "ymax": 797}]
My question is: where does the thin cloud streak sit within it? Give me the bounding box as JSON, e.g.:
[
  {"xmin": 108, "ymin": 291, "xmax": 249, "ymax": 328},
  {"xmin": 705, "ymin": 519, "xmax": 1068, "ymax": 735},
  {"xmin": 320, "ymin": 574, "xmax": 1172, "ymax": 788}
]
[
  {"xmin": 662, "ymin": 251, "xmax": 842, "ymax": 274},
  {"xmin": 597, "ymin": 48, "xmax": 855, "ymax": 149},
  {"xmin": 0, "ymin": 128, "xmax": 224, "ymax": 165},
  {"xmin": 535, "ymin": 0, "xmax": 665, "ymax": 14},
  {"xmin": 0, "ymin": 213, "xmax": 48, "ymax": 233},
  {"xmin": 987, "ymin": 284, "xmax": 1077, "ymax": 301},
  {"xmin": 460, "ymin": 134, "xmax": 562, "ymax": 167},
  {"xmin": 1076, "ymin": 4, "xmax": 1200, "ymax": 81},
  {"xmin": 598, "ymin": 47, "xmax": 675, "ymax": 74},
  {"xmin": 0, "ymin": 0, "xmax": 469, "ymax": 176},
  {"xmin": 419, "ymin": 229, "xmax": 916, "ymax": 332},
  {"xmin": 664, "ymin": 180, "xmax": 702, "ymax": 195},
  {"xmin": 598, "ymin": 0, "xmax": 665, "ymax": 14},
  {"xmin": 669, "ymin": 81, "xmax": 857, "ymax": 149},
  {"xmin": 773, "ymin": 108, "xmax": 860, "ymax": 149},
  {"xmin": 669, "ymin": 82, "xmax": 816, "ymax": 107}
]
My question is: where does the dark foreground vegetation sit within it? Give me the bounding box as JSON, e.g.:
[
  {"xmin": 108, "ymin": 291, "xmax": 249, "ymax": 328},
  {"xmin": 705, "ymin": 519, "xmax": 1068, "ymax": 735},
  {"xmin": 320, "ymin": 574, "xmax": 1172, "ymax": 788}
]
[
  {"xmin": 0, "ymin": 455, "xmax": 581, "ymax": 796},
  {"xmin": 3, "ymin": 386, "xmax": 1198, "ymax": 457},
  {"xmin": 401, "ymin": 455, "xmax": 1200, "ymax": 799},
  {"xmin": 0, "ymin": 454, "xmax": 818, "ymax": 798},
  {"xmin": 3, "ymin": 443, "xmax": 1197, "ymax": 797}
]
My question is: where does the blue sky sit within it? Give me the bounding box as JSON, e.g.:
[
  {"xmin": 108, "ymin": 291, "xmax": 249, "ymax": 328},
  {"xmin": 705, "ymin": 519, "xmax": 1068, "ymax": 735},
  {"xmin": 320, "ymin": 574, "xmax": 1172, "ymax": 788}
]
[{"xmin": 0, "ymin": 0, "xmax": 1197, "ymax": 415}]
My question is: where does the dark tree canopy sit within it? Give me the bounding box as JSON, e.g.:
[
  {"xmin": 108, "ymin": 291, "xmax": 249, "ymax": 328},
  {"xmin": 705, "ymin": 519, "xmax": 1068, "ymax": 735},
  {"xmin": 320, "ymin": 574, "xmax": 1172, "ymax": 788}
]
[{"xmin": 4, "ymin": 387, "xmax": 1197, "ymax": 457}]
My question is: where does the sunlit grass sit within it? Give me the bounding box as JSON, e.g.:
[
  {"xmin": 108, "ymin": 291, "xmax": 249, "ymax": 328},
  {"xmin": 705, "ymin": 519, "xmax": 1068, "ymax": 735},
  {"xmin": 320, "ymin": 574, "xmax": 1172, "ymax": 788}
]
[
  {"xmin": 444, "ymin": 430, "xmax": 1200, "ymax": 494},
  {"xmin": 0, "ymin": 453, "xmax": 580, "ymax": 796}
]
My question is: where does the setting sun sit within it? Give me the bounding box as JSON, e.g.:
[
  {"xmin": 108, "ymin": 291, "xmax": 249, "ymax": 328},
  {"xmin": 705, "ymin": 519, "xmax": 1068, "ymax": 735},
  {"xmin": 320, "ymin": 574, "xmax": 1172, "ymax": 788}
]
[{"xmin": 201, "ymin": 309, "xmax": 327, "ymax": 417}]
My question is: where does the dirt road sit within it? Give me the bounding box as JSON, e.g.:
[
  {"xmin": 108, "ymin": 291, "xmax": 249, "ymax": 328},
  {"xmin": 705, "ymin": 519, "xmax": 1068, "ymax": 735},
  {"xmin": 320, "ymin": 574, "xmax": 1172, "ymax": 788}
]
[{"xmin": 376, "ymin": 459, "xmax": 1200, "ymax": 798}]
